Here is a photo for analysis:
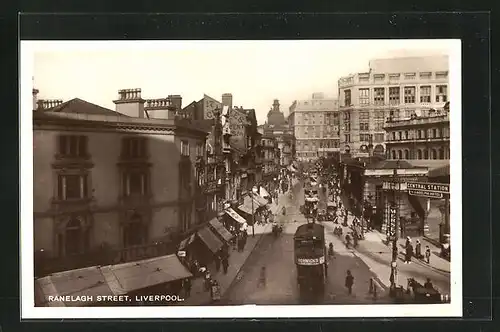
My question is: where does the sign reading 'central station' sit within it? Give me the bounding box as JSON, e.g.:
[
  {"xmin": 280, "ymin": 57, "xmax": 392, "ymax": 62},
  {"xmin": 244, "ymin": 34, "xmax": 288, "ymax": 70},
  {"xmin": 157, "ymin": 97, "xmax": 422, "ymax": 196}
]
[{"xmin": 406, "ymin": 182, "xmax": 450, "ymax": 194}]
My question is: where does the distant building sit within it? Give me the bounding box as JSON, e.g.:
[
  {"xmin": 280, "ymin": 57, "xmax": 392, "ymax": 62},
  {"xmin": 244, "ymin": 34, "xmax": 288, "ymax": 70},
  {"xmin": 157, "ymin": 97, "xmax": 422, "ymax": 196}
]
[
  {"xmin": 338, "ymin": 55, "xmax": 449, "ymax": 156},
  {"xmin": 33, "ymin": 89, "xmax": 207, "ymax": 276},
  {"xmin": 288, "ymin": 93, "xmax": 339, "ymax": 161},
  {"xmin": 260, "ymin": 99, "xmax": 295, "ymax": 167},
  {"xmin": 384, "ymin": 102, "xmax": 450, "ymax": 160}
]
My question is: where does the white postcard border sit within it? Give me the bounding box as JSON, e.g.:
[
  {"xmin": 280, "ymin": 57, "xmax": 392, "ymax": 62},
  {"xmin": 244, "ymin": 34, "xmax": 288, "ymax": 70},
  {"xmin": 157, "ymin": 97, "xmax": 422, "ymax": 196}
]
[{"xmin": 20, "ymin": 40, "xmax": 462, "ymax": 319}]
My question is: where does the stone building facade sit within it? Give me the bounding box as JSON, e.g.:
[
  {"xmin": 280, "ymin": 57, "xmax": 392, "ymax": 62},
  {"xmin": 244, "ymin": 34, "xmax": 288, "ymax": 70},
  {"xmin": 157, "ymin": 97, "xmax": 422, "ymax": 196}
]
[{"xmin": 338, "ymin": 55, "xmax": 449, "ymax": 156}]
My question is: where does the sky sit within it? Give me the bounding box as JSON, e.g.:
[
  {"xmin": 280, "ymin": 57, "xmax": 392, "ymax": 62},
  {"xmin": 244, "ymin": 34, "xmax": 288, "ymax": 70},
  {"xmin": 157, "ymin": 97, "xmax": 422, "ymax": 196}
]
[{"xmin": 32, "ymin": 40, "xmax": 455, "ymax": 125}]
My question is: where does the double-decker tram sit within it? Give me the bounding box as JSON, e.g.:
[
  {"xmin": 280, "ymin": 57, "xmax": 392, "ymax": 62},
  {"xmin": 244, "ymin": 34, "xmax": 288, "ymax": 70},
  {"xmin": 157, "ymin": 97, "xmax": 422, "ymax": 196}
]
[{"xmin": 294, "ymin": 222, "xmax": 327, "ymax": 303}]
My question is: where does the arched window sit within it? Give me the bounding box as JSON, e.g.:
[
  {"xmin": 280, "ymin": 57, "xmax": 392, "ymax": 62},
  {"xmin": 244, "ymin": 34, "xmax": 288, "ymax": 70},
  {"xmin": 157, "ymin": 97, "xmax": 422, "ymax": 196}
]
[
  {"xmin": 398, "ymin": 150, "xmax": 403, "ymax": 159},
  {"xmin": 123, "ymin": 213, "xmax": 145, "ymax": 247},
  {"xmin": 432, "ymin": 149, "xmax": 437, "ymax": 160},
  {"xmin": 439, "ymin": 148, "xmax": 445, "ymax": 159},
  {"xmin": 424, "ymin": 149, "xmax": 429, "ymax": 159},
  {"xmin": 417, "ymin": 149, "xmax": 422, "ymax": 160},
  {"xmin": 392, "ymin": 150, "xmax": 396, "ymax": 159},
  {"xmin": 404, "ymin": 149, "xmax": 409, "ymax": 159}
]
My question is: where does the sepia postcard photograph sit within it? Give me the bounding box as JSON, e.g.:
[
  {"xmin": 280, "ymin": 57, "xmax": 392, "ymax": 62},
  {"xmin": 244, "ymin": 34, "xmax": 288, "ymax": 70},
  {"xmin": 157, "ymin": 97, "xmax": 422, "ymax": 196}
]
[{"xmin": 20, "ymin": 39, "xmax": 462, "ymax": 319}]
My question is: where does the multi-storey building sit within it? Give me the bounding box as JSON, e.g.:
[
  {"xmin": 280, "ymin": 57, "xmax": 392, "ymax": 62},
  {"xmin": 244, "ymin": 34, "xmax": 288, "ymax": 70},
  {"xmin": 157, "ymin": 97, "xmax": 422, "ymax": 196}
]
[
  {"xmin": 33, "ymin": 88, "xmax": 208, "ymax": 276},
  {"xmin": 260, "ymin": 134, "xmax": 279, "ymax": 193},
  {"xmin": 338, "ymin": 55, "xmax": 449, "ymax": 156},
  {"xmin": 288, "ymin": 93, "xmax": 339, "ymax": 161},
  {"xmin": 384, "ymin": 103, "xmax": 450, "ymax": 160}
]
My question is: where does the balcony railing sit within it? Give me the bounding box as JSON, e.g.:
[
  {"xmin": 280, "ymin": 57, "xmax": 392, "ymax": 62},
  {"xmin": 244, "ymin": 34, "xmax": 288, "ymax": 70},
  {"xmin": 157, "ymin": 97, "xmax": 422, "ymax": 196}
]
[{"xmin": 384, "ymin": 114, "xmax": 450, "ymax": 128}]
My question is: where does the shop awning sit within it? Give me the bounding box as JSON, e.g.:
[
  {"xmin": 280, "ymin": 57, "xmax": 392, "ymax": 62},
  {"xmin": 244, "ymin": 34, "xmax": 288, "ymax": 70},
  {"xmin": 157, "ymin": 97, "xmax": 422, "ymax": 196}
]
[
  {"xmin": 197, "ymin": 226, "xmax": 224, "ymax": 254},
  {"xmin": 178, "ymin": 233, "xmax": 196, "ymax": 250},
  {"xmin": 35, "ymin": 265, "xmax": 117, "ymax": 307},
  {"xmin": 225, "ymin": 208, "xmax": 246, "ymax": 224},
  {"xmin": 208, "ymin": 217, "xmax": 234, "ymax": 242},
  {"xmin": 237, "ymin": 202, "xmax": 253, "ymax": 215},
  {"xmin": 107, "ymin": 254, "xmax": 192, "ymax": 294},
  {"xmin": 259, "ymin": 187, "xmax": 271, "ymax": 198},
  {"xmin": 251, "ymin": 193, "xmax": 268, "ymax": 207}
]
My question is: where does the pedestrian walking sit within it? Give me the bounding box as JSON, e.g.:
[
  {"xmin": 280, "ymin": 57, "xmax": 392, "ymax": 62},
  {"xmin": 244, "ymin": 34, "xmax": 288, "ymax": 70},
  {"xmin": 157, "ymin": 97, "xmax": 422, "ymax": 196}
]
[
  {"xmin": 415, "ymin": 240, "xmax": 422, "ymax": 259},
  {"xmin": 258, "ymin": 266, "xmax": 267, "ymax": 287},
  {"xmin": 425, "ymin": 245, "xmax": 431, "ymax": 264},
  {"xmin": 183, "ymin": 278, "xmax": 191, "ymax": 298},
  {"xmin": 345, "ymin": 270, "xmax": 354, "ymax": 295},
  {"xmin": 215, "ymin": 254, "xmax": 221, "ymax": 272},
  {"xmin": 405, "ymin": 242, "xmax": 413, "ymax": 264},
  {"xmin": 222, "ymin": 256, "xmax": 229, "ymax": 274}
]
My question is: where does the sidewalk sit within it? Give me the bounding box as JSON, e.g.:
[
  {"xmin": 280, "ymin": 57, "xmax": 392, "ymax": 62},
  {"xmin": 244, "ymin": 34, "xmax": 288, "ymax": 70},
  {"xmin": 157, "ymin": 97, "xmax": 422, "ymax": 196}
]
[
  {"xmin": 181, "ymin": 223, "xmax": 271, "ymax": 305},
  {"xmin": 332, "ymin": 191, "xmax": 450, "ymax": 293},
  {"xmin": 181, "ymin": 190, "xmax": 290, "ymax": 305}
]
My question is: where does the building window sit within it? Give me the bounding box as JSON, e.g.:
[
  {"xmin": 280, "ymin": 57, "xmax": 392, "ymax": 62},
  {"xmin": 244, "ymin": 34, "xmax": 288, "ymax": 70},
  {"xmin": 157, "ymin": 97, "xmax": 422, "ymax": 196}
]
[
  {"xmin": 58, "ymin": 135, "xmax": 88, "ymax": 158},
  {"xmin": 419, "ymin": 72, "xmax": 432, "ymax": 79},
  {"xmin": 439, "ymin": 148, "xmax": 445, "ymax": 159},
  {"xmin": 420, "ymin": 86, "xmax": 431, "ymax": 103},
  {"xmin": 436, "ymin": 85, "xmax": 448, "ymax": 102},
  {"xmin": 432, "ymin": 149, "xmax": 437, "ymax": 160},
  {"xmin": 404, "ymin": 86, "xmax": 416, "ymax": 104},
  {"xmin": 344, "ymin": 134, "xmax": 350, "ymax": 143},
  {"xmin": 404, "ymin": 130, "xmax": 409, "ymax": 140},
  {"xmin": 359, "ymin": 111, "xmax": 369, "ymax": 131},
  {"xmin": 421, "ymin": 129, "xmax": 426, "ymax": 139},
  {"xmin": 123, "ymin": 171, "xmax": 148, "ymax": 196},
  {"xmin": 404, "ymin": 150, "xmax": 409, "ymax": 159},
  {"xmin": 391, "ymin": 150, "xmax": 396, "ymax": 159},
  {"xmin": 374, "ymin": 88, "xmax": 385, "ymax": 105},
  {"xmin": 374, "ymin": 74, "xmax": 385, "ymax": 82},
  {"xmin": 404, "ymin": 73, "xmax": 416, "ymax": 80},
  {"xmin": 389, "ymin": 74, "xmax": 400, "ymax": 81},
  {"xmin": 436, "ymin": 71, "xmax": 448, "ymax": 79},
  {"xmin": 62, "ymin": 218, "xmax": 89, "ymax": 256},
  {"xmin": 398, "ymin": 150, "xmax": 402, "ymax": 159},
  {"xmin": 424, "ymin": 150, "xmax": 429, "ymax": 159},
  {"xmin": 391, "ymin": 132, "xmax": 396, "ymax": 141},
  {"xmin": 398, "ymin": 131, "xmax": 402, "ymax": 140},
  {"xmin": 196, "ymin": 142, "xmax": 204, "ymax": 157},
  {"xmin": 417, "ymin": 150, "xmax": 422, "ymax": 159},
  {"xmin": 389, "ymin": 87, "xmax": 400, "ymax": 105},
  {"xmin": 374, "ymin": 133, "xmax": 385, "ymax": 142},
  {"xmin": 359, "ymin": 88, "xmax": 370, "ymax": 105},
  {"xmin": 58, "ymin": 174, "xmax": 88, "ymax": 200},
  {"xmin": 122, "ymin": 137, "xmax": 147, "ymax": 158},
  {"xmin": 181, "ymin": 140, "xmax": 190, "ymax": 156},
  {"xmin": 432, "ymin": 128, "xmax": 437, "ymax": 138},
  {"xmin": 359, "ymin": 75, "xmax": 370, "ymax": 83},
  {"xmin": 123, "ymin": 214, "xmax": 146, "ymax": 247},
  {"xmin": 344, "ymin": 90, "xmax": 351, "ymax": 106}
]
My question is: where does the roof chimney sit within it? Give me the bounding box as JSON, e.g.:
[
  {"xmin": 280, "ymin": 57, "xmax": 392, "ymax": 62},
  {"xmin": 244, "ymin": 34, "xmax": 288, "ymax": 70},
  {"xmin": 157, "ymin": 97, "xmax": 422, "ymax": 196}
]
[
  {"xmin": 144, "ymin": 98, "xmax": 174, "ymax": 119},
  {"xmin": 113, "ymin": 88, "xmax": 145, "ymax": 118},
  {"xmin": 32, "ymin": 88, "xmax": 39, "ymax": 111},
  {"xmin": 168, "ymin": 95, "xmax": 182, "ymax": 112},
  {"xmin": 222, "ymin": 93, "xmax": 233, "ymax": 109}
]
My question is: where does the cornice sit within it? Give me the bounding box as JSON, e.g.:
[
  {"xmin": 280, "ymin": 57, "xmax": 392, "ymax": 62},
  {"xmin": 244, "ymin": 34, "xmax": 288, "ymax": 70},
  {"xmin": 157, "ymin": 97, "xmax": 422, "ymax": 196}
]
[{"xmin": 33, "ymin": 118, "xmax": 207, "ymax": 139}]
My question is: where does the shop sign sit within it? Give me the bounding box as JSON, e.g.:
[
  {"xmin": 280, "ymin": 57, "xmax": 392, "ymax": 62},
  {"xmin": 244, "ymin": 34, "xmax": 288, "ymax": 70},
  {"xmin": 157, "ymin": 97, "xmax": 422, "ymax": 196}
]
[
  {"xmin": 387, "ymin": 206, "xmax": 397, "ymax": 238},
  {"xmin": 204, "ymin": 181, "xmax": 218, "ymax": 193},
  {"xmin": 407, "ymin": 182, "xmax": 449, "ymax": 194},
  {"xmin": 408, "ymin": 189, "xmax": 443, "ymax": 199}
]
